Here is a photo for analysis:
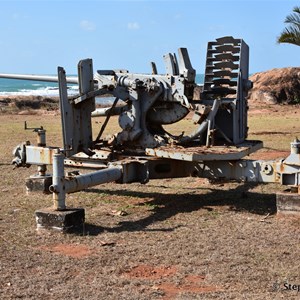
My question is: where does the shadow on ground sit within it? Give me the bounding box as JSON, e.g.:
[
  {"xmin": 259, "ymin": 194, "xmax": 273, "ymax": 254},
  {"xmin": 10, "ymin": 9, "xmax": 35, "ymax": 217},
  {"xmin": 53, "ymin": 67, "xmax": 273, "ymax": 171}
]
[{"xmin": 81, "ymin": 182, "xmax": 276, "ymax": 236}]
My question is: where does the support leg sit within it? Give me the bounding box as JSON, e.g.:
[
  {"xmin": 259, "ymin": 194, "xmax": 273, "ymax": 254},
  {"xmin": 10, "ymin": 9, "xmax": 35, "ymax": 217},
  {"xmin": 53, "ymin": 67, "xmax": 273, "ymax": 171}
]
[{"xmin": 35, "ymin": 150, "xmax": 85, "ymax": 232}]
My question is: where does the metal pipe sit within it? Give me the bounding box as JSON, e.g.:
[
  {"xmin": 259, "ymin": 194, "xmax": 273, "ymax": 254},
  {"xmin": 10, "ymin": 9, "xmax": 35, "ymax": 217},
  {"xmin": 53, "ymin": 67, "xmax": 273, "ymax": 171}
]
[
  {"xmin": 92, "ymin": 107, "xmax": 114, "ymax": 117},
  {"xmin": 37, "ymin": 129, "xmax": 46, "ymax": 147},
  {"xmin": 50, "ymin": 150, "xmax": 122, "ymax": 209},
  {"xmin": 0, "ymin": 73, "xmax": 78, "ymax": 84},
  {"xmin": 51, "ymin": 151, "xmax": 66, "ymax": 210},
  {"xmin": 64, "ymin": 167, "xmax": 122, "ymax": 194},
  {"xmin": 91, "ymin": 104, "xmax": 127, "ymax": 117},
  {"xmin": 37, "ymin": 129, "xmax": 47, "ymax": 175},
  {"xmin": 117, "ymin": 76, "xmax": 134, "ymax": 87}
]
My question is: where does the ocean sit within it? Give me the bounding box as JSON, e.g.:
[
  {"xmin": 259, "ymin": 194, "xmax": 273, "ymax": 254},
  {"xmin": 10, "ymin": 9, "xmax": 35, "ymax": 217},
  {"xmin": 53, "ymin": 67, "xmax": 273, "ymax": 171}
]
[
  {"xmin": 0, "ymin": 74, "xmax": 204, "ymax": 103},
  {"xmin": 0, "ymin": 78, "xmax": 78, "ymax": 97}
]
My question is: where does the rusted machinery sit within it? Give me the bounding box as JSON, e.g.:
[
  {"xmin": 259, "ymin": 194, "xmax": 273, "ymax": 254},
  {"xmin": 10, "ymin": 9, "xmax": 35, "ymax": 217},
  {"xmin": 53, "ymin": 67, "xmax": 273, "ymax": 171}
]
[{"xmin": 2, "ymin": 36, "xmax": 300, "ymax": 231}]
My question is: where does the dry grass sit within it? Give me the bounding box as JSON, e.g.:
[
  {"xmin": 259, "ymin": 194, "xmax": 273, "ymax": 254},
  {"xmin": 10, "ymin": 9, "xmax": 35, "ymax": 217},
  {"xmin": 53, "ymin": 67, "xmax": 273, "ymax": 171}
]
[
  {"xmin": 0, "ymin": 104, "xmax": 300, "ymax": 299},
  {"xmin": 248, "ymin": 104, "xmax": 300, "ymax": 151}
]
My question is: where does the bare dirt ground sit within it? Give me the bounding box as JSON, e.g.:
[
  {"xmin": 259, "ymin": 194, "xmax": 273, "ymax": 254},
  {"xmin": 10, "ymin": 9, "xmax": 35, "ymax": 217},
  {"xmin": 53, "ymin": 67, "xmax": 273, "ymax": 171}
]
[{"xmin": 1, "ymin": 102, "xmax": 300, "ymax": 299}]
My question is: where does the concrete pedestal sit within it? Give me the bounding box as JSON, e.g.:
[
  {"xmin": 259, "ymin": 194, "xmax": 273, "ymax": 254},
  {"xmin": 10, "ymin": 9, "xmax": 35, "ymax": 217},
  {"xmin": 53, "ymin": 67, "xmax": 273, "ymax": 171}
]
[
  {"xmin": 26, "ymin": 175, "xmax": 52, "ymax": 194},
  {"xmin": 276, "ymin": 192, "xmax": 300, "ymax": 216},
  {"xmin": 35, "ymin": 207, "xmax": 85, "ymax": 232}
]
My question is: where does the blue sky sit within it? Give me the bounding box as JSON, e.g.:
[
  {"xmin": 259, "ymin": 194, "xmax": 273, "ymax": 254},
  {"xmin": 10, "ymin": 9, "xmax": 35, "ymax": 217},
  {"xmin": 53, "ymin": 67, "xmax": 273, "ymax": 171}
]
[{"xmin": 0, "ymin": 0, "xmax": 299, "ymax": 75}]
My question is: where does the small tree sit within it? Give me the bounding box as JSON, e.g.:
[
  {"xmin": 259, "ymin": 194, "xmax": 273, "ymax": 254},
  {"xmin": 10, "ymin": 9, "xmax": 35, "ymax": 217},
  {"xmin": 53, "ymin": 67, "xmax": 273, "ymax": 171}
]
[{"xmin": 277, "ymin": 6, "xmax": 300, "ymax": 46}]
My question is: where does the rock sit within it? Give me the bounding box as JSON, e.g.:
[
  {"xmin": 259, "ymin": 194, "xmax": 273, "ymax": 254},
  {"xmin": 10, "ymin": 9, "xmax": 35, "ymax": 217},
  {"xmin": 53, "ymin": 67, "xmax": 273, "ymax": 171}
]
[
  {"xmin": 248, "ymin": 67, "xmax": 300, "ymax": 105},
  {"xmin": 193, "ymin": 85, "xmax": 202, "ymax": 99}
]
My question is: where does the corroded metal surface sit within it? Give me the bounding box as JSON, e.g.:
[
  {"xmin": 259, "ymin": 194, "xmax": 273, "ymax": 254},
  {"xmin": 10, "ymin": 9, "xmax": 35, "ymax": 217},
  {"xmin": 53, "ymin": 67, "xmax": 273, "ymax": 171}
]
[
  {"xmin": 26, "ymin": 146, "xmax": 59, "ymax": 165},
  {"xmin": 145, "ymin": 140, "xmax": 263, "ymax": 161}
]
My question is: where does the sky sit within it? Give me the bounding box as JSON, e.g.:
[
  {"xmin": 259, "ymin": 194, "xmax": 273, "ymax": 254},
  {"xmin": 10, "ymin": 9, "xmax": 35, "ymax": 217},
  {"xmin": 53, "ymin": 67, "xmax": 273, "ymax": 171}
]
[{"xmin": 0, "ymin": 0, "xmax": 299, "ymax": 76}]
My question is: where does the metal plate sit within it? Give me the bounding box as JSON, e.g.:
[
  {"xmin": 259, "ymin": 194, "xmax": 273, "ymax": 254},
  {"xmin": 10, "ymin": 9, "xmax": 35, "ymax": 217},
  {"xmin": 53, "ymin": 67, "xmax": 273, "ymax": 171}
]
[{"xmin": 145, "ymin": 140, "xmax": 263, "ymax": 162}]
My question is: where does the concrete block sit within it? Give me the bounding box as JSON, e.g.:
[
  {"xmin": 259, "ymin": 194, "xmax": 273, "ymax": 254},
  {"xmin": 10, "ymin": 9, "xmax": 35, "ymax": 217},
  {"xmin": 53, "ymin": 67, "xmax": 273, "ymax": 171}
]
[
  {"xmin": 276, "ymin": 192, "xmax": 300, "ymax": 216},
  {"xmin": 26, "ymin": 175, "xmax": 52, "ymax": 194},
  {"xmin": 35, "ymin": 207, "xmax": 85, "ymax": 232}
]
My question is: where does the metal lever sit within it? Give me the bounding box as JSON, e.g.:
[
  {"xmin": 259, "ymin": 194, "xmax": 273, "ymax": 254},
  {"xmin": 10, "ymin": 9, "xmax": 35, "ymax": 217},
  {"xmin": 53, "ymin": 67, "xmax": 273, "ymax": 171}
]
[
  {"xmin": 24, "ymin": 122, "xmax": 46, "ymax": 146},
  {"xmin": 24, "ymin": 121, "xmax": 43, "ymax": 132}
]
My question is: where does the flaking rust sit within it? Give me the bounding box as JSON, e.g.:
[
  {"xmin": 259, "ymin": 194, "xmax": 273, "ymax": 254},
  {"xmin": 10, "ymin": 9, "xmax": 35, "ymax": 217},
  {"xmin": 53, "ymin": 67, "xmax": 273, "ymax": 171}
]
[{"xmin": 145, "ymin": 141, "xmax": 263, "ymax": 161}]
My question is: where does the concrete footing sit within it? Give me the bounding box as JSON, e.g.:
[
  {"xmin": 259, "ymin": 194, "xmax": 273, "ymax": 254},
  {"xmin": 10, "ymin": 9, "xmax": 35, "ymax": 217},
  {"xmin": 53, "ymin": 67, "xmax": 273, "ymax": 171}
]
[
  {"xmin": 35, "ymin": 207, "xmax": 85, "ymax": 232},
  {"xmin": 276, "ymin": 192, "xmax": 300, "ymax": 216},
  {"xmin": 26, "ymin": 175, "xmax": 52, "ymax": 194}
]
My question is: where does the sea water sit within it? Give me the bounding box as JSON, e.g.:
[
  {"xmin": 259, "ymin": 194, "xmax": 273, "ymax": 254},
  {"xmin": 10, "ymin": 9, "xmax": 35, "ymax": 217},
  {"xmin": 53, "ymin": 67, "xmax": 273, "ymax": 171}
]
[
  {"xmin": 0, "ymin": 78, "xmax": 78, "ymax": 97},
  {"xmin": 0, "ymin": 74, "xmax": 204, "ymax": 104}
]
